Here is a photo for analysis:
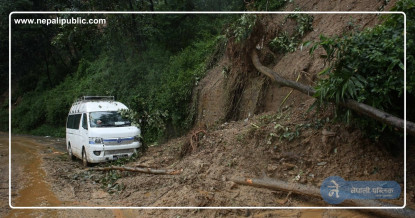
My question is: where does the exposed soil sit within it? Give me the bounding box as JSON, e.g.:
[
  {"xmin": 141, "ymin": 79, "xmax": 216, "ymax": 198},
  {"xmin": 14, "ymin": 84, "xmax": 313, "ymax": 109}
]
[
  {"xmin": 3, "ymin": 0, "xmax": 412, "ymax": 217},
  {"xmin": 1, "ymin": 108, "xmax": 412, "ymax": 217},
  {"xmin": 195, "ymin": 0, "xmax": 398, "ymax": 127},
  {"xmin": 0, "ymin": 133, "xmax": 10, "ymax": 216},
  {"xmin": 2, "ymin": 133, "xmax": 120, "ymax": 217}
]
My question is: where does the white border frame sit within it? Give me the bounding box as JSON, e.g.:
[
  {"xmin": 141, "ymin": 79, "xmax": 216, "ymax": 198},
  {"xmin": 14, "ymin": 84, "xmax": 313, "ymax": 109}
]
[{"xmin": 8, "ymin": 11, "xmax": 406, "ymax": 210}]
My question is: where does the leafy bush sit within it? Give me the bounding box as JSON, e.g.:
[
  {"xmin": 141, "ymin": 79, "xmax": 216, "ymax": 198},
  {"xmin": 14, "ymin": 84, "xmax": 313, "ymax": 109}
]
[
  {"xmin": 143, "ymin": 37, "xmax": 218, "ymax": 141},
  {"xmin": 228, "ymin": 14, "xmax": 257, "ymax": 43},
  {"xmin": 269, "ymin": 31, "xmax": 298, "ymax": 53},
  {"xmin": 311, "ymin": 0, "xmax": 414, "ymax": 141},
  {"xmin": 12, "ymin": 92, "xmax": 46, "ymax": 132},
  {"xmin": 270, "ymin": 13, "xmax": 313, "ymax": 54},
  {"xmin": 285, "ymin": 13, "xmax": 314, "ymax": 38},
  {"xmin": 314, "ymin": 18, "xmax": 404, "ymax": 110}
]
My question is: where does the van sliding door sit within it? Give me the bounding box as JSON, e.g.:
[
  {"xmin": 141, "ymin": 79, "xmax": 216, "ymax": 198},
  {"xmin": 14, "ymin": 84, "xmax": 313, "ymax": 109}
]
[
  {"xmin": 71, "ymin": 114, "xmax": 82, "ymax": 157},
  {"xmin": 80, "ymin": 113, "xmax": 89, "ymax": 152}
]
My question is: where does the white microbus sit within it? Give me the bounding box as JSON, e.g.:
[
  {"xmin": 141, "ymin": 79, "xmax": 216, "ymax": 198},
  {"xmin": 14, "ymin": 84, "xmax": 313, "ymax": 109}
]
[{"xmin": 66, "ymin": 96, "xmax": 141, "ymax": 167}]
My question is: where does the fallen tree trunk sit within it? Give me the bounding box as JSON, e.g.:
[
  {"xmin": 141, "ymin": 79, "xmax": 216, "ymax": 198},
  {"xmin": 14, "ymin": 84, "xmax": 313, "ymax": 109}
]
[
  {"xmin": 231, "ymin": 176, "xmax": 415, "ymax": 218},
  {"xmin": 251, "ymin": 50, "xmax": 415, "ymax": 136},
  {"xmin": 89, "ymin": 166, "xmax": 183, "ymax": 175}
]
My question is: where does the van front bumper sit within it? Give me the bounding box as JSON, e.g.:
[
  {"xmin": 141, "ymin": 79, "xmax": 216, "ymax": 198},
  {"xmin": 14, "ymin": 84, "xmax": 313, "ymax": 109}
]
[{"xmin": 86, "ymin": 142, "xmax": 140, "ymax": 163}]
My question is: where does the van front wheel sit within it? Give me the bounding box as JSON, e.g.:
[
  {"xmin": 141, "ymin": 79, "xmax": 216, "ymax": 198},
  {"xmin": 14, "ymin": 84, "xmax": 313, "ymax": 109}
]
[
  {"xmin": 68, "ymin": 144, "xmax": 76, "ymax": 161},
  {"xmin": 82, "ymin": 148, "xmax": 90, "ymax": 167}
]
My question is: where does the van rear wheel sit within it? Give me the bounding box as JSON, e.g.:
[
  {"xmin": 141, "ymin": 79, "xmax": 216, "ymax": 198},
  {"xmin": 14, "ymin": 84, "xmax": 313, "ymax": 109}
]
[
  {"xmin": 82, "ymin": 148, "xmax": 90, "ymax": 167},
  {"xmin": 68, "ymin": 145, "xmax": 76, "ymax": 161}
]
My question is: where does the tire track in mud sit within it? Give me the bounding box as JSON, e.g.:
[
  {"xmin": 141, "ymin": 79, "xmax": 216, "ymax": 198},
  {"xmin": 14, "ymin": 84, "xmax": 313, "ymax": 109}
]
[{"xmin": 6, "ymin": 137, "xmax": 61, "ymax": 217}]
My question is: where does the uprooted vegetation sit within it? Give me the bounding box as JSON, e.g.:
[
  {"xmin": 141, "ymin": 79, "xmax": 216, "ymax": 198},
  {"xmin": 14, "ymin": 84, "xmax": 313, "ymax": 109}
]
[{"xmin": 7, "ymin": 0, "xmax": 415, "ymax": 214}]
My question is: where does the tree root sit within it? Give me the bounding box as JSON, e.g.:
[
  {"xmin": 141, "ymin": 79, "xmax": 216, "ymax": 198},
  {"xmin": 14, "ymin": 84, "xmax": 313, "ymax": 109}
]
[{"xmin": 190, "ymin": 129, "xmax": 207, "ymax": 151}]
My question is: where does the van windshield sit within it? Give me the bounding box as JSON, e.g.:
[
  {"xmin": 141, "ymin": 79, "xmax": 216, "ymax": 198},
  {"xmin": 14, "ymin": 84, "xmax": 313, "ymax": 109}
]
[{"xmin": 89, "ymin": 111, "xmax": 131, "ymax": 128}]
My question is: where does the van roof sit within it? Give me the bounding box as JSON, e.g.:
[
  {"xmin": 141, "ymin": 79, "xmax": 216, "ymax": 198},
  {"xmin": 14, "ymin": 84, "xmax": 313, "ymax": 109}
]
[{"xmin": 69, "ymin": 101, "xmax": 128, "ymax": 114}]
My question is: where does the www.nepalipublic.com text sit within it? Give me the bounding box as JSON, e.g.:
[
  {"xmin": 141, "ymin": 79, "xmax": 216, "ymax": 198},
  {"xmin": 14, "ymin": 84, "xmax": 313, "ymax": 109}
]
[{"xmin": 14, "ymin": 17, "xmax": 106, "ymax": 25}]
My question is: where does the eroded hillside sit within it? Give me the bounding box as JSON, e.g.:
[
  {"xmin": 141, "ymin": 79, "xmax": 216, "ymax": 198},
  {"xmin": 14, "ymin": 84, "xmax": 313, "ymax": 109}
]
[
  {"xmin": 5, "ymin": 0, "xmax": 414, "ymax": 217},
  {"xmin": 195, "ymin": 0, "xmax": 398, "ymax": 127}
]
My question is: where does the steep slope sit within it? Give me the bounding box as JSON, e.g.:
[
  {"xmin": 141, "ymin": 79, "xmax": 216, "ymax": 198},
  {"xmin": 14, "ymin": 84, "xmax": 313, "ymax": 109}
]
[
  {"xmin": 195, "ymin": 0, "xmax": 398, "ymax": 127},
  {"xmin": 37, "ymin": 1, "xmax": 413, "ymax": 216}
]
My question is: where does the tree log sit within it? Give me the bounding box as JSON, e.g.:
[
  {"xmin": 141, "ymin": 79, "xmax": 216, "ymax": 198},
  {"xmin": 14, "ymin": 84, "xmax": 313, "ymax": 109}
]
[
  {"xmin": 251, "ymin": 50, "xmax": 415, "ymax": 136},
  {"xmin": 231, "ymin": 176, "xmax": 415, "ymax": 218},
  {"xmin": 89, "ymin": 166, "xmax": 183, "ymax": 175}
]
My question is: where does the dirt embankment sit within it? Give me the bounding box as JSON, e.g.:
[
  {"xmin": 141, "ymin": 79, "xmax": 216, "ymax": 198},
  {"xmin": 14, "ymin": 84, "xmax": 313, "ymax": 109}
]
[
  {"xmin": 195, "ymin": 0, "xmax": 397, "ymax": 127},
  {"xmin": 4, "ymin": 0, "xmax": 412, "ymax": 217},
  {"xmin": 36, "ymin": 110, "xmax": 405, "ymax": 217}
]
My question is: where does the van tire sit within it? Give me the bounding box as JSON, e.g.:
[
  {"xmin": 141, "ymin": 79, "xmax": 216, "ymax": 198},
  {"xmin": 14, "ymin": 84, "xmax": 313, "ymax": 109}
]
[
  {"xmin": 68, "ymin": 144, "xmax": 76, "ymax": 161},
  {"xmin": 82, "ymin": 148, "xmax": 90, "ymax": 167}
]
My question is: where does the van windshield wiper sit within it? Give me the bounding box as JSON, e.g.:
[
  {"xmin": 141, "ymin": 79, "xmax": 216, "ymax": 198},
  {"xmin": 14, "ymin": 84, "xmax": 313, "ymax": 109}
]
[{"xmin": 100, "ymin": 124, "xmax": 116, "ymax": 127}]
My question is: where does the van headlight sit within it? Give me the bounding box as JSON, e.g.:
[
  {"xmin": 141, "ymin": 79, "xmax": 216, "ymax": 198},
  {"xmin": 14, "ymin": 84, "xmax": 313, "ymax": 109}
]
[{"xmin": 89, "ymin": 137, "xmax": 103, "ymax": 144}]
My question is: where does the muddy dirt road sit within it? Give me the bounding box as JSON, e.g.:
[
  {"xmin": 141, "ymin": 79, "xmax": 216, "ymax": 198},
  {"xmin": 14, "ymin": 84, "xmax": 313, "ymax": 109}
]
[
  {"xmin": 0, "ymin": 132, "xmax": 408, "ymax": 217},
  {"xmin": 1, "ymin": 133, "xmax": 127, "ymax": 217}
]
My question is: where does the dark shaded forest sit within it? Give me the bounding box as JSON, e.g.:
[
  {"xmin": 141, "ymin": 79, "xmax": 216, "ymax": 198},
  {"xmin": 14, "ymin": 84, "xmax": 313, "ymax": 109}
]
[{"xmin": 2, "ymin": 0, "xmax": 248, "ymax": 141}]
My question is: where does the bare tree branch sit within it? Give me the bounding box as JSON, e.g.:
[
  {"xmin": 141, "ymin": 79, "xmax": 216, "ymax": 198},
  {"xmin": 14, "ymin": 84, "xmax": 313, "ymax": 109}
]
[{"xmin": 231, "ymin": 176, "xmax": 414, "ymax": 218}]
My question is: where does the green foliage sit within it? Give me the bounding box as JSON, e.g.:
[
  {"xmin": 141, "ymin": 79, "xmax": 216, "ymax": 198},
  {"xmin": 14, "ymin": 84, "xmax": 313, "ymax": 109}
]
[
  {"xmin": 274, "ymin": 119, "xmax": 328, "ymax": 142},
  {"xmin": 253, "ymin": 0, "xmax": 288, "ymax": 11},
  {"xmin": 10, "ymin": 4, "xmax": 226, "ymax": 141},
  {"xmin": 269, "ymin": 13, "xmax": 313, "ymax": 54},
  {"xmin": 15, "ymin": 35, "xmax": 218, "ymax": 142},
  {"xmin": 12, "ymin": 92, "xmax": 46, "ymax": 132},
  {"xmin": 98, "ymin": 152, "xmax": 142, "ymax": 193},
  {"xmin": 310, "ymin": 0, "xmax": 414, "ymax": 141},
  {"xmin": 273, "ymin": 123, "xmax": 301, "ymax": 141},
  {"xmin": 313, "ymin": 20, "xmax": 404, "ymax": 109},
  {"xmin": 0, "ymin": 105, "xmax": 7, "ymax": 131},
  {"xmin": 398, "ymin": 0, "xmax": 415, "ymax": 94},
  {"xmin": 30, "ymin": 125, "xmax": 65, "ymax": 138},
  {"xmin": 117, "ymin": 36, "xmax": 218, "ymax": 143},
  {"xmin": 120, "ymin": 105, "xmax": 169, "ymax": 144},
  {"xmin": 269, "ymin": 31, "xmax": 298, "ymax": 53},
  {"xmin": 3, "ymin": 1, "xmax": 244, "ymax": 141},
  {"xmin": 258, "ymin": 112, "xmax": 284, "ymax": 125},
  {"xmin": 285, "ymin": 13, "xmax": 314, "ymax": 38},
  {"xmin": 104, "ymin": 152, "xmax": 140, "ymax": 167},
  {"xmin": 228, "ymin": 14, "xmax": 257, "ymax": 43},
  {"xmin": 99, "ymin": 170, "xmax": 124, "ymax": 194}
]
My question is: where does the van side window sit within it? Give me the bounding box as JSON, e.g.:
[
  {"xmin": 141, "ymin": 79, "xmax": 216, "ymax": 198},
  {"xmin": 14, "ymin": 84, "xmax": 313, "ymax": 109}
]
[
  {"xmin": 73, "ymin": 114, "xmax": 81, "ymax": 129},
  {"xmin": 66, "ymin": 114, "xmax": 82, "ymax": 129},
  {"xmin": 82, "ymin": 113, "xmax": 88, "ymax": 130},
  {"xmin": 66, "ymin": 115, "xmax": 73, "ymax": 128}
]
